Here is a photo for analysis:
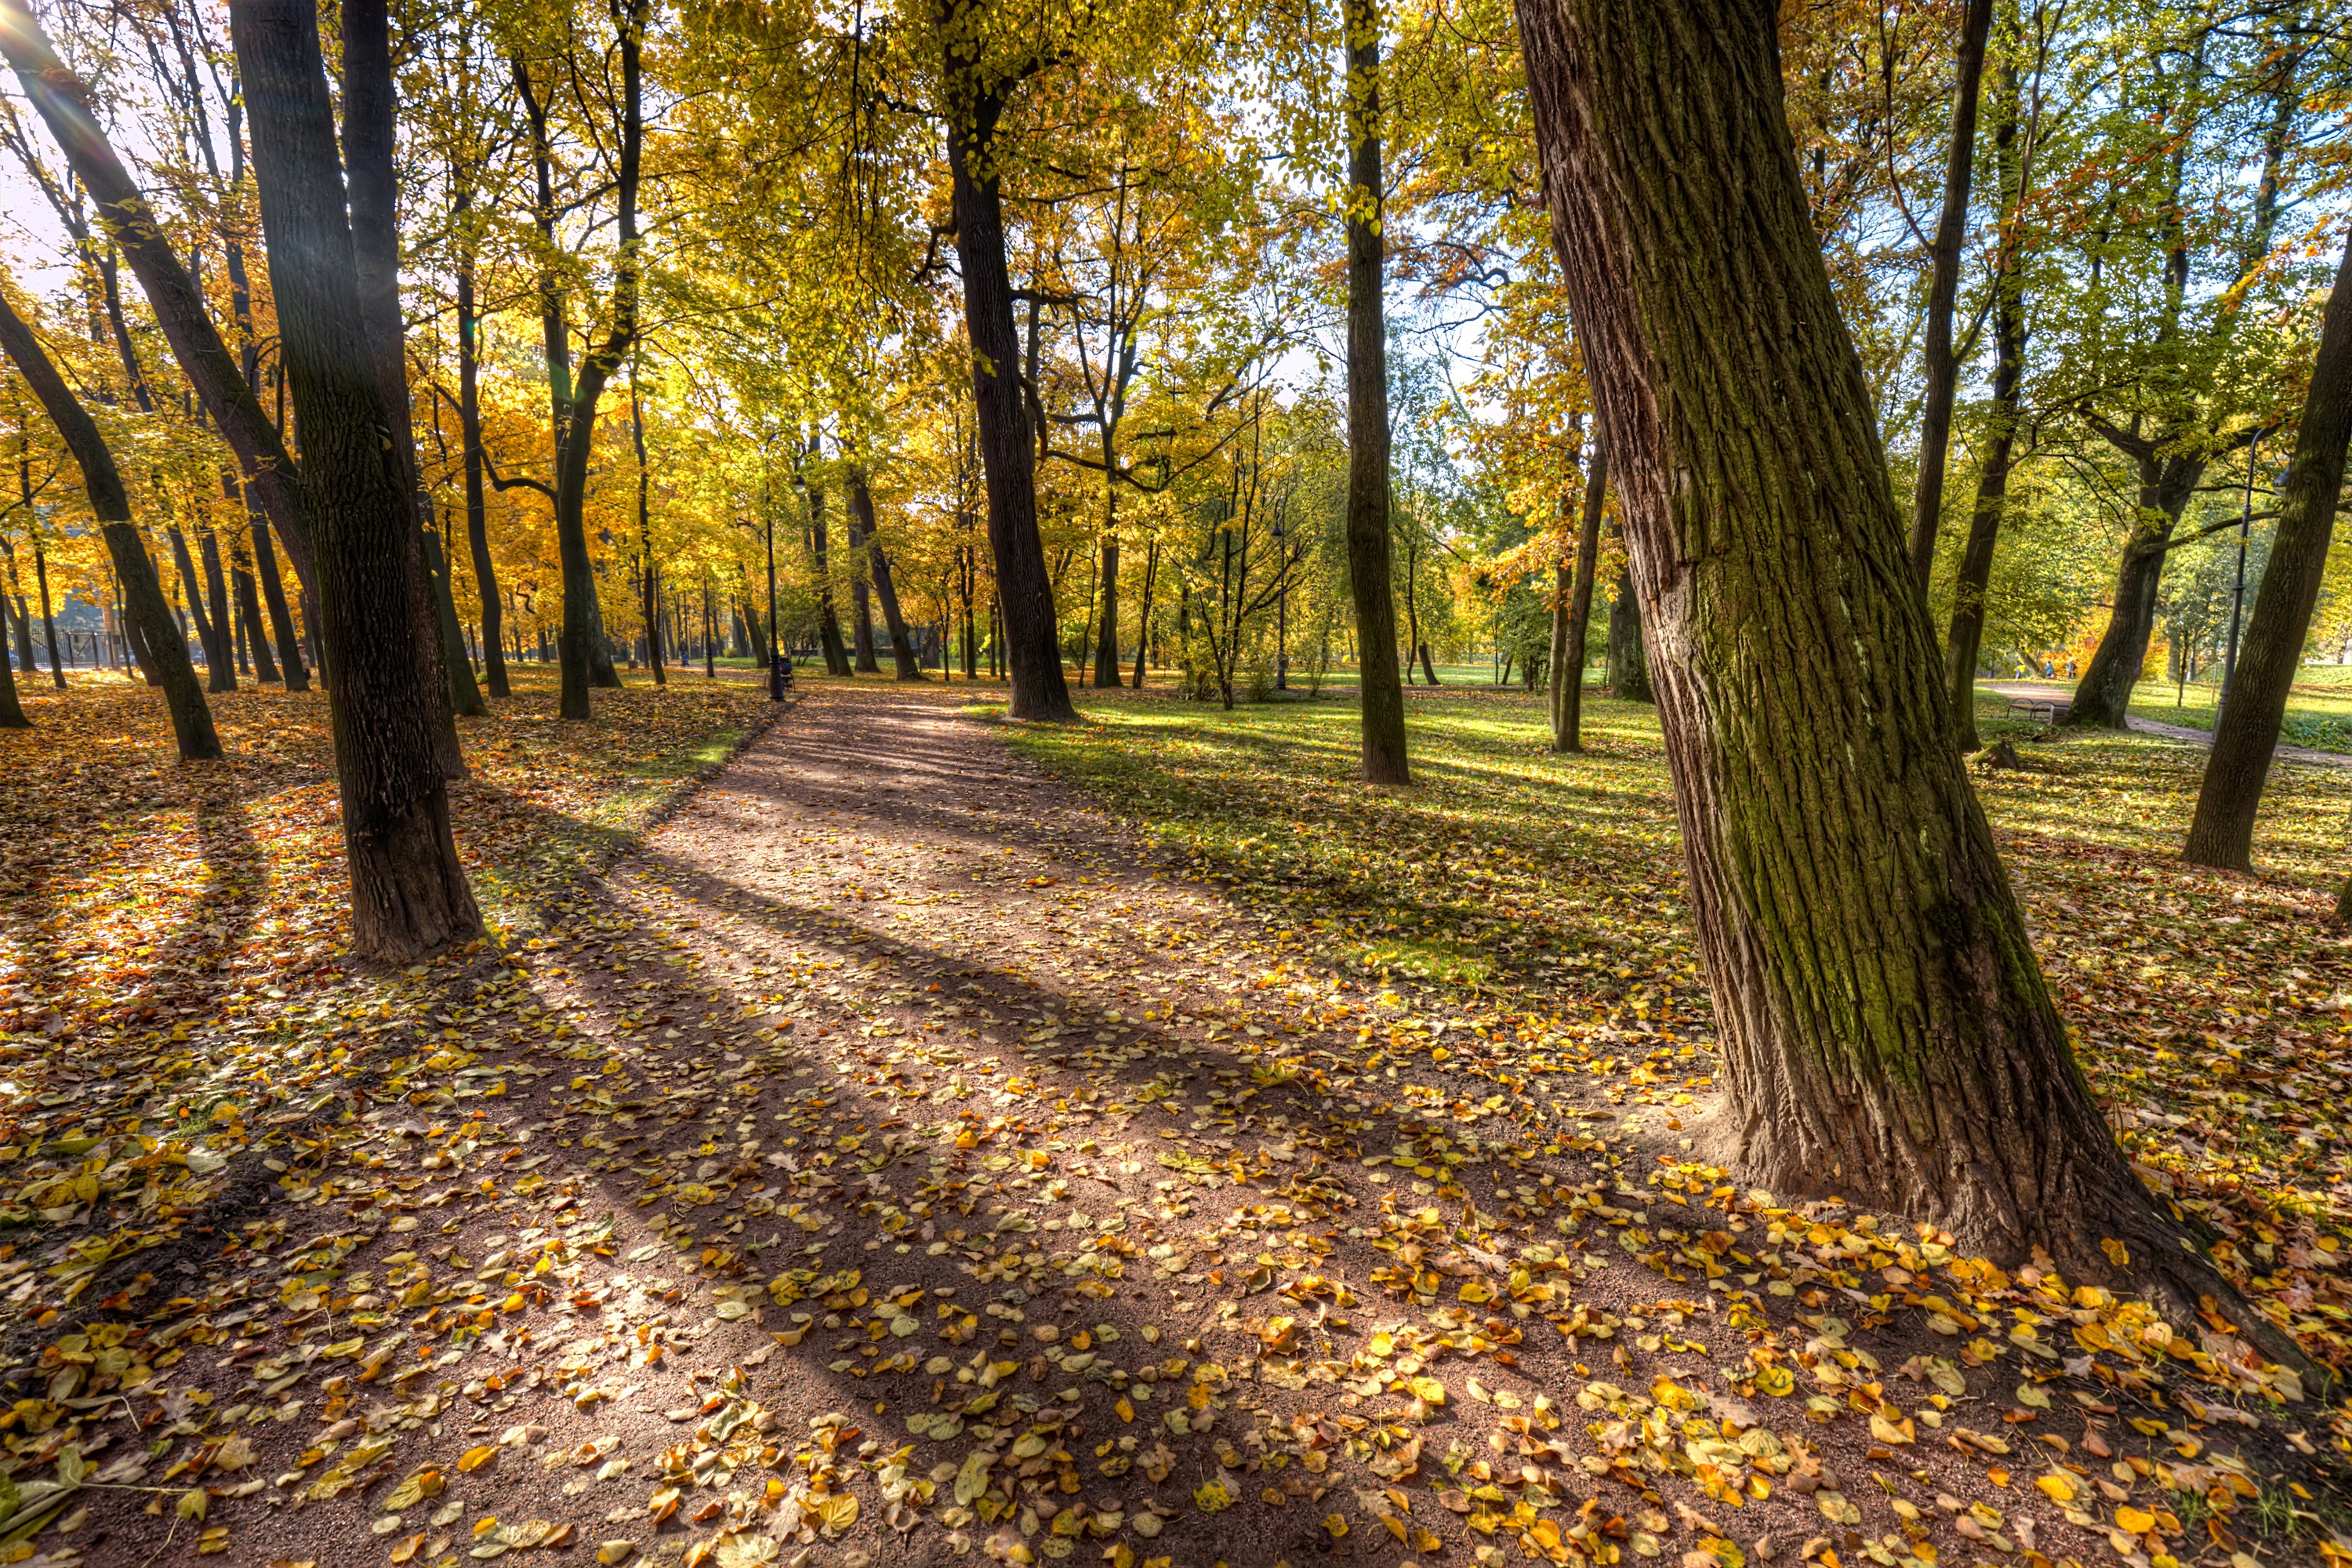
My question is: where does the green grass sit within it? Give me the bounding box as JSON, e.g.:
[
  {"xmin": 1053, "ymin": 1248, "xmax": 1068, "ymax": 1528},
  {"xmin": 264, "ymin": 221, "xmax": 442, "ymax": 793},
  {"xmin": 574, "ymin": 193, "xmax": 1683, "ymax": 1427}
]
[{"xmin": 2126, "ymin": 677, "xmax": 2352, "ymax": 753}]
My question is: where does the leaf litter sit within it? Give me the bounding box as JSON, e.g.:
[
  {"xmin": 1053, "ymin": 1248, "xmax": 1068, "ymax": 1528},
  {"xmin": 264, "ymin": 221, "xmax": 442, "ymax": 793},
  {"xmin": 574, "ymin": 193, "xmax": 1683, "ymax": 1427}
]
[{"xmin": 0, "ymin": 674, "xmax": 2339, "ymax": 1568}]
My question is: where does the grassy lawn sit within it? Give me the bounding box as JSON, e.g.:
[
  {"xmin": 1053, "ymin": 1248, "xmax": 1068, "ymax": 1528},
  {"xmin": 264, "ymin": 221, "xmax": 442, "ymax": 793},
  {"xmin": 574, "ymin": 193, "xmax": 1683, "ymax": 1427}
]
[
  {"xmin": 1008, "ymin": 681, "xmax": 2352, "ymax": 1232},
  {"xmin": 2126, "ymin": 674, "xmax": 2352, "ymax": 752}
]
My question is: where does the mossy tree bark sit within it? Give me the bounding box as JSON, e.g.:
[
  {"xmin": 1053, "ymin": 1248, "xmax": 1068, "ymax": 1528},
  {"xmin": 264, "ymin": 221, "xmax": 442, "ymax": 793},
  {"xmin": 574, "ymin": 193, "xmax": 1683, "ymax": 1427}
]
[
  {"xmin": 1514, "ymin": 0, "xmax": 2281, "ymax": 1338},
  {"xmin": 234, "ymin": 0, "xmax": 479, "ymax": 961},
  {"xmin": 1343, "ymin": 0, "xmax": 1410, "ymax": 783},
  {"xmin": 2184, "ymin": 238, "xmax": 2352, "ymax": 871},
  {"xmin": 0, "ymin": 283, "xmax": 217, "ymax": 757},
  {"xmin": 1606, "ymin": 564, "xmax": 1650, "ymax": 700}
]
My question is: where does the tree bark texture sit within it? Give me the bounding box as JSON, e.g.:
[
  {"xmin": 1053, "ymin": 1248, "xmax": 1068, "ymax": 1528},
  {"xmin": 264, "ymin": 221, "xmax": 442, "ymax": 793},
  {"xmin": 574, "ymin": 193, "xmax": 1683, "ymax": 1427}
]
[
  {"xmin": 1131, "ymin": 539, "xmax": 1158, "ymax": 689},
  {"xmin": 198, "ymin": 529, "xmax": 237, "ymax": 690},
  {"xmin": 1093, "ymin": 535, "xmax": 1120, "ymax": 688},
  {"xmin": 234, "ymin": 0, "xmax": 480, "ymax": 960},
  {"xmin": 0, "ymin": 0, "xmax": 321, "ymax": 612},
  {"xmin": 1555, "ymin": 442, "xmax": 1607, "ymax": 751},
  {"xmin": 1514, "ymin": 0, "xmax": 2256, "ymax": 1323},
  {"xmin": 249, "ymin": 502, "xmax": 309, "ymax": 690},
  {"xmin": 168, "ymin": 527, "xmax": 232, "ymax": 691},
  {"xmin": 234, "ymin": 566, "xmax": 280, "ymax": 683},
  {"xmin": 0, "ymin": 285, "xmax": 218, "ymax": 757},
  {"xmin": 851, "ymin": 470, "xmax": 920, "ymax": 679},
  {"xmin": 848, "ymin": 502, "xmax": 880, "ymax": 675},
  {"xmin": 1343, "ymin": 0, "xmax": 1410, "ymax": 782},
  {"xmin": 1905, "ymin": 0, "xmax": 1994, "ymax": 587},
  {"xmin": 938, "ymin": 15, "xmax": 1076, "ymax": 722},
  {"xmin": 2184, "ymin": 239, "xmax": 2352, "ymax": 870},
  {"xmin": 2069, "ymin": 456, "xmax": 2203, "ymax": 727},
  {"xmin": 342, "ymin": 0, "xmax": 465, "ymax": 774}
]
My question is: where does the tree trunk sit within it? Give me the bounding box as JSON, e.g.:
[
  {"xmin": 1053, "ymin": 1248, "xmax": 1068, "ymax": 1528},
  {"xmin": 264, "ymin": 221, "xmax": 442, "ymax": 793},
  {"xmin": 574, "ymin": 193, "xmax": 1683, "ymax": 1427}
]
[
  {"xmin": 1606, "ymin": 564, "xmax": 1651, "ymax": 699},
  {"xmin": 1942, "ymin": 40, "xmax": 2027, "ymax": 757},
  {"xmin": 1131, "ymin": 539, "xmax": 1158, "ymax": 689},
  {"xmin": 249, "ymin": 501, "xmax": 309, "ymax": 690},
  {"xmin": 1093, "ymin": 532, "xmax": 1122, "ymax": 689},
  {"xmin": 30, "ymin": 525, "xmax": 63, "ymax": 689},
  {"xmin": 0, "ymin": 0, "xmax": 321, "ymax": 612},
  {"xmin": 1342, "ymin": 0, "xmax": 1409, "ymax": 780},
  {"xmin": 1555, "ymin": 441, "xmax": 1607, "ymax": 750},
  {"xmin": 167, "ymin": 528, "xmax": 233, "ymax": 691},
  {"xmin": 0, "ymin": 278, "xmax": 217, "ymax": 755},
  {"xmin": 938, "ymin": 19, "xmax": 1076, "ymax": 722},
  {"xmin": 2184, "ymin": 238, "xmax": 2352, "ymax": 870},
  {"xmin": 339, "ymin": 0, "xmax": 464, "ymax": 775},
  {"xmin": 848, "ymin": 494, "xmax": 879, "ymax": 673},
  {"xmin": 807, "ymin": 470, "xmax": 851, "ymax": 676},
  {"xmin": 1905, "ymin": 0, "xmax": 1994, "ymax": 586},
  {"xmin": 198, "ymin": 528, "xmax": 238, "ymax": 689},
  {"xmin": 234, "ymin": 566, "xmax": 280, "ymax": 683},
  {"xmin": 423, "ymin": 518, "xmax": 486, "ymax": 716},
  {"xmin": 631, "ymin": 377, "xmax": 665, "ymax": 687},
  {"xmin": 1513, "ymin": 0, "xmax": 2272, "ymax": 1331},
  {"xmin": 851, "ymin": 469, "xmax": 920, "ymax": 679},
  {"xmin": 235, "ymin": 0, "xmax": 480, "ymax": 960},
  {"xmin": 2070, "ymin": 455, "xmax": 2202, "ymax": 727},
  {"xmin": 455, "ymin": 218, "xmax": 508, "ymax": 699}
]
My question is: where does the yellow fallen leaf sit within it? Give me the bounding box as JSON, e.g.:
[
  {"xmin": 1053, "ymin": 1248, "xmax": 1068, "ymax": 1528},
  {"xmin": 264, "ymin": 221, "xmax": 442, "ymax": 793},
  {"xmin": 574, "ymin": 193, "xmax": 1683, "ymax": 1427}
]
[
  {"xmin": 2034, "ymin": 1475, "xmax": 2075, "ymax": 1505},
  {"xmin": 458, "ymin": 1446, "xmax": 496, "ymax": 1473},
  {"xmin": 1322, "ymin": 1514, "xmax": 1348, "ymax": 1540},
  {"xmin": 2115, "ymin": 1505, "xmax": 2156, "ymax": 1534},
  {"xmin": 390, "ymin": 1534, "xmax": 426, "ymax": 1564},
  {"xmin": 1409, "ymin": 1376, "xmax": 1445, "ymax": 1406},
  {"xmin": 1192, "ymin": 1478, "xmax": 1233, "ymax": 1513},
  {"xmin": 1868, "ymin": 1412, "xmax": 1914, "ymax": 1446}
]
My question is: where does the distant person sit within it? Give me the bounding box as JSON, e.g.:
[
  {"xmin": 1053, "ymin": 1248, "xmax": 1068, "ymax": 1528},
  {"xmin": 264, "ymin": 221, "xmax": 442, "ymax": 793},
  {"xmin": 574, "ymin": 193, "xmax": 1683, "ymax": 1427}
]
[
  {"xmin": 2067, "ymin": 658, "xmax": 2078, "ymax": 679},
  {"xmin": 2043, "ymin": 659, "xmax": 2054, "ymax": 678}
]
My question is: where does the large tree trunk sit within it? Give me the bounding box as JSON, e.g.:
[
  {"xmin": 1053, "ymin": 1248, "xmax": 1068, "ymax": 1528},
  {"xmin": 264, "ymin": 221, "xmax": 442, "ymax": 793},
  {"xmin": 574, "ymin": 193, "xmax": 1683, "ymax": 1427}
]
[
  {"xmin": 2069, "ymin": 453, "xmax": 2202, "ymax": 727},
  {"xmin": 0, "ymin": 280, "xmax": 218, "ymax": 756},
  {"xmin": 937, "ymin": 20, "xmax": 1076, "ymax": 723},
  {"xmin": 1942, "ymin": 40, "xmax": 2027, "ymax": 756},
  {"xmin": 1513, "ymin": 0, "xmax": 2271, "ymax": 1332},
  {"xmin": 30, "ymin": 527, "xmax": 63, "ymax": 690},
  {"xmin": 234, "ymin": 0, "xmax": 480, "ymax": 960},
  {"xmin": 167, "ymin": 528, "xmax": 231, "ymax": 691},
  {"xmin": 1343, "ymin": 0, "xmax": 1410, "ymax": 782},
  {"xmin": 1606, "ymin": 564, "xmax": 1650, "ymax": 699},
  {"xmin": 1092, "ymin": 532, "xmax": 1121, "ymax": 689},
  {"xmin": 341, "ymin": 0, "xmax": 466, "ymax": 772},
  {"xmin": 0, "ymin": 0, "xmax": 321, "ymax": 612},
  {"xmin": 631, "ymin": 379, "xmax": 666, "ymax": 687},
  {"xmin": 1905, "ymin": 0, "xmax": 1994, "ymax": 586},
  {"xmin": 2185, "ymin": 238, "xmax": 2352, "ymax": 870},
  {"xmin": 850, "ymin": 470, "xmax": 921, "ymax": 679},
  {"xmin": 454, "ymin": 213, "xmax": 509, "ymax": 699},
  {"xmin": 1554, "ymin": 441, "xmax": 1607, "ymax": 751}
]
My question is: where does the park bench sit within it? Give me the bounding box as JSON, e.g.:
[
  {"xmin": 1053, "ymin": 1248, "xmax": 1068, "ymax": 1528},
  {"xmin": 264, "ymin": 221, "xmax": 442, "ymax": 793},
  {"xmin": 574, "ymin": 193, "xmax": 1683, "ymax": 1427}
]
[{"xmin": 2006, "ymin": 695, "xmax": 2069, "ymax": 725}]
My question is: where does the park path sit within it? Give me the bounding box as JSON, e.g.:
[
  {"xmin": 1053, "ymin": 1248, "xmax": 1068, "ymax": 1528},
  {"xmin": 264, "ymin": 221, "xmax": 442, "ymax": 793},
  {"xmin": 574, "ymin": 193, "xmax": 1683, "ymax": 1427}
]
[
  {"xmin": 86, "ymin": 681, "xmax": 2174, "ymax": 1568},
  {"xmin": 1985, "ymin": 678, "xmax": 2352, "ymax": 770}
]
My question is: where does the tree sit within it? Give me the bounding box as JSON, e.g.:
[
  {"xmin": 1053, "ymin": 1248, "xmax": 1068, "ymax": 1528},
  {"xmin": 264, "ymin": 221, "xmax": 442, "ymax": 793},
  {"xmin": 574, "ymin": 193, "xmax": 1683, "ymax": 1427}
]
[
  {"xmin": 0, "ymin": 285, "xmax": 218, "ymax": 758},
  {"xmin": 1552, "ymin": 440, "xmax": 1604, "ymax": 750},
  {"xmin": 1343, "ymin": 0, "xmax": 1410, "ymax": 783},
  {"xmin": 232, "ymin": 0, "xmax": 480, "ymax": 960},
  {"xmin": 1512, "ymin": 0, "xmax": 2286, "ymax": 1338},
  {"xmin": 1906, "ymin": 0, "xmax": 1994, "ymax": 586},
  {"xmin": 935, "ymin": 0, "xmax": 1077, "ymax": 722},
  {"xmin": 2184, "ymin": 238, "xmax": 2352, "ymax": 871}
]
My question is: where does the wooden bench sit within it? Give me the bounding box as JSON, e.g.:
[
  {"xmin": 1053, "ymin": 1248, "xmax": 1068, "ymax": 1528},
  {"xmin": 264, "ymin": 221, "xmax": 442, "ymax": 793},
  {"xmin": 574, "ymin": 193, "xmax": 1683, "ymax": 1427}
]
[{"xmin": 2006, "ymin": 695, "xmax": 2068, "ymax": 725}]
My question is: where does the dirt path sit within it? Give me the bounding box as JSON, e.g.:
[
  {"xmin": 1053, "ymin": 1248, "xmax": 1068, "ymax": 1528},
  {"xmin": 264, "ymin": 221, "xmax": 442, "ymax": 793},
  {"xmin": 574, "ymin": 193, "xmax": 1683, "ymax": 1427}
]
[
  {"xmin": 67, "ymin": 681, "xmax": 2312, "ymax": 1568},
  {"xmin": 1984, "ymin": 679, "xmax": 2352, "ymax": 769}
]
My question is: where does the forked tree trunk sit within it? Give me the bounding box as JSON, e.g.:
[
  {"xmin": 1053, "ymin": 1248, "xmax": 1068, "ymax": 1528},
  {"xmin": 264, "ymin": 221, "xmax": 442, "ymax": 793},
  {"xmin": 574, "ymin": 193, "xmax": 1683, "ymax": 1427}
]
[
  {"xmin": 849, "ymin": 470, "xmax": 920, "ymax": 679},
  {"xmin": 0, "ymin": 285, "xmax": 218, "ymax": 757},
  {"xmin": 234, "ymin": 566, "xmax": 280, "ymax": 683},
  {"xmin": 2185, "ymin": 238, "xmax": 2352, "ymax": 871},
  {"xmin": 2069, "ymin": 455, "xmax": 2201, "ymax": 728},
  {"xmin": 1905, "ymin": 0, "xmax": 1994, "ymax": 586},
  {"xmin": 938, "ymin": 19, "xmax": 1076, "ymax": 723},
  {"xmin": 1343, "ymin": 0, "xmax": 1410, "ymax": 782},
  {"xmin": 1514, "ymin": 0, "xmax": 2278, "ymax": 1336},
  {"xmin": 198, "ymin": 530, "xmax": 238, "ymax": 690},
  {"xmin": 234, "ymin": 0, "xmax": 479, "ymax": 960},
  {"xmin": 249, "ymin": 503, "xmax": 308, "ymax": 691},
  {"xmin": 1555, "ymin": 442, "xmax": 1607, "ymax": 751}
]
